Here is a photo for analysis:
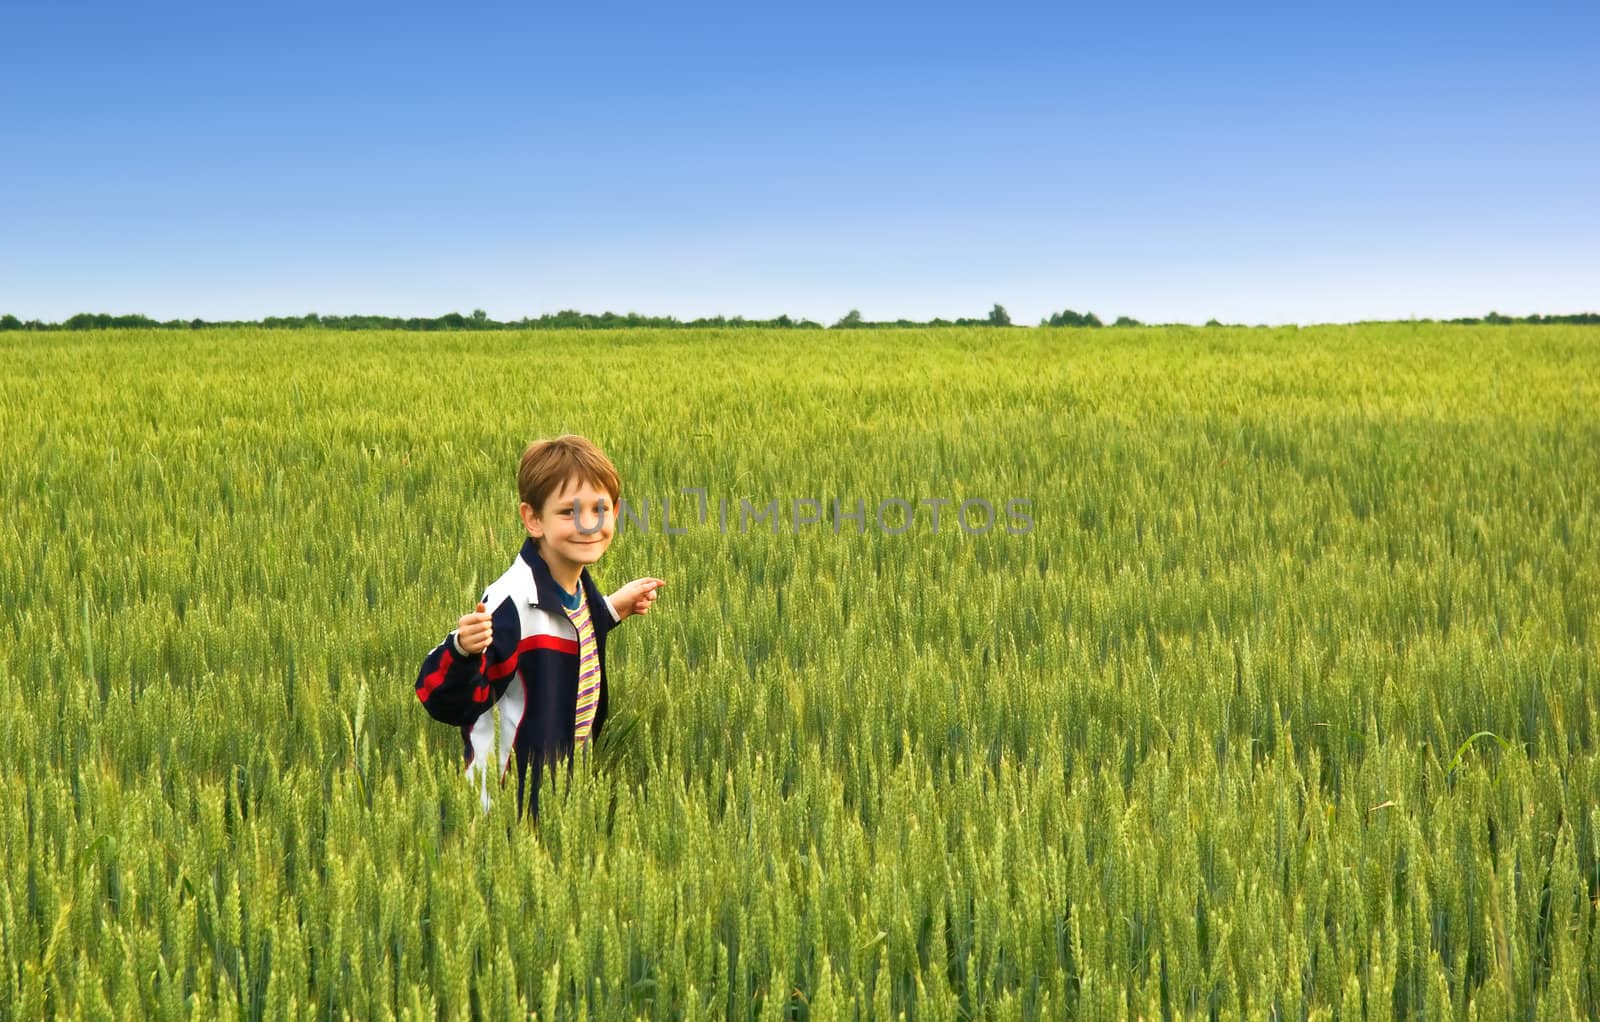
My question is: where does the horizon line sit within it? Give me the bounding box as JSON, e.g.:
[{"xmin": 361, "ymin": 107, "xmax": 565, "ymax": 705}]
[{"xmin": 5, "ymin": 309, "xmax": 1599, "ymax": 332}]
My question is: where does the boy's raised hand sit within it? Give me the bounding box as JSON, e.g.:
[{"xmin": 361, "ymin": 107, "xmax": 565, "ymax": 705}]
[
  {"xmin": 610, "ymin": 578, "xmax": 665, "ymax": 620},
  {"xmin": 455, "ymin": 602, "xmax": 494, "ymax": 655}
]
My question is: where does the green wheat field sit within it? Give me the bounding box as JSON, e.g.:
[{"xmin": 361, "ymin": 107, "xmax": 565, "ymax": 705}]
[{"xmin": 2, "ymin": 324, "xmax": 1597, "ymax": 1020}]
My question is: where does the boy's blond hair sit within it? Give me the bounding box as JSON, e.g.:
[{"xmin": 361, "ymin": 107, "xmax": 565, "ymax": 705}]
[{"xmin": 517, "ymin": 435, "xmax": 621, "ymax": 522}]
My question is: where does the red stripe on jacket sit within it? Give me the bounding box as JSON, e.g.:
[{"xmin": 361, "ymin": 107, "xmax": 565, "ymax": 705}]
[
  {"xmin": 418, "ymin": 631, "xmax": 583, "ymax": 708},
  {"xmin": 484, "ymin": 633, "xmax": 581, "ymax": 681},
  {"xmin": 417, "ymin": 648, "xmax": 455, "ymax": 702}
]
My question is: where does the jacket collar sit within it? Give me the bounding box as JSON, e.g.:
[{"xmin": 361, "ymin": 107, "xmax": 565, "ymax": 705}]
[{"xmin": 519, "ymin": 538, "xmax": 598, "ymax": 611}]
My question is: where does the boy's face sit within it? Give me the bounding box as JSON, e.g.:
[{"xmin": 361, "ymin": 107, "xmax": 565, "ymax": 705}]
[{"xmin": 521, "ymin": 476, "xmax": 615, "ymax": 568}]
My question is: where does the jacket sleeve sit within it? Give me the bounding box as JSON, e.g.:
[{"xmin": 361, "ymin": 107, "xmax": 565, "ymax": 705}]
[{"xmin": 414, "ymin": 595, "xmax": 523, "ymax": 726}]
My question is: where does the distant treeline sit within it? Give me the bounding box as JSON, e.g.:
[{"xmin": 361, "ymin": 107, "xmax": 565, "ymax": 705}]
[{"xmin": 2, "ymin": 307, "xmax": 1596, "ymax": 332}]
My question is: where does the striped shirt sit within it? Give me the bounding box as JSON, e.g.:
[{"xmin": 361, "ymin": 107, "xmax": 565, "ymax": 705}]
[{"xmin": 563, "ymin": 584, "xmax": 602, "ymax": 746}]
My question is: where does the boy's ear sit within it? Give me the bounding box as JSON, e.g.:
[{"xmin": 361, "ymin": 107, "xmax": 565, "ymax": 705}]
[{"xmin": 519, "ymin": 501, "xmax": 543, "ymax": 539}]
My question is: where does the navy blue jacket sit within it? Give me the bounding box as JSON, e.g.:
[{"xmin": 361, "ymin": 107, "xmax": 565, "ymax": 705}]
[{"xmin": 416, "ymin": 539, "xmax": 622, "ymax": 816}]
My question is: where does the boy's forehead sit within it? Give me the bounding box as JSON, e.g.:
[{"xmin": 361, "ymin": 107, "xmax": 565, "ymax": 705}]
[{"xmin": 547, "ymin": 476, "xmax": 610, "ymax": 502}]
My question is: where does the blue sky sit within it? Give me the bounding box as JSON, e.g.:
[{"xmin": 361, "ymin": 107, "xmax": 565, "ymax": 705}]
[{"xmin": 2, "ymin": 1, "xmax": 1596, "ymax": 325}]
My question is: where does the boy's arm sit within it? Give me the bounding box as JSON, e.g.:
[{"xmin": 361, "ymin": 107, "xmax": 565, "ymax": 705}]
[
  {"xmin": 414, "ymin": 597, "xmax": 523, "ymax": 726},
  {"xmin": 606, "ymin": 577, "xmax": 665, "ymax": 624}
]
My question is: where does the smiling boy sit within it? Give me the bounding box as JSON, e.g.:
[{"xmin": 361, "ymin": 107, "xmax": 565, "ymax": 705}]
[{"xmin": 415, "ymin": 434, "xmax": 663, "ymax": 816}]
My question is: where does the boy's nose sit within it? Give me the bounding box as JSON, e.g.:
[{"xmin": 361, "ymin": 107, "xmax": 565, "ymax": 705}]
[{"xmin": 574, "ymin": 511, "xmax": 609, "ymax": 535}]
